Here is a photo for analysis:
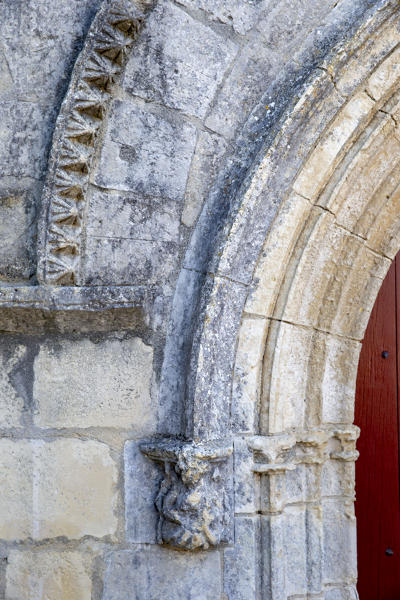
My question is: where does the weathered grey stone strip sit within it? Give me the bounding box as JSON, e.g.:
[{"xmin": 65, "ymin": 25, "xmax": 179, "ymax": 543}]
[{"xmin": 37, "ymin": 0, "xmax": 148, "ymax": 286}]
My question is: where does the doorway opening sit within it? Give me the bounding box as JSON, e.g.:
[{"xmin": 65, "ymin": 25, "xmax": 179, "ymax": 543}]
[{"xmin": 355, "ymin": 253, "xmax": 400, "ymax": 599}]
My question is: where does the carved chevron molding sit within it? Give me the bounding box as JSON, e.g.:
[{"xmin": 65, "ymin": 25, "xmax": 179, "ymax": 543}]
[{"xmin": 37, "ymin": 0, "xmax": 145, "ymax": 286}]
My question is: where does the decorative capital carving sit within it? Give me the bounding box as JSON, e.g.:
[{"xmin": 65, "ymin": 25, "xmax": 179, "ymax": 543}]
[{"xmin": 140, "ymin": 439, "xmax": 233, "ymax": 551}]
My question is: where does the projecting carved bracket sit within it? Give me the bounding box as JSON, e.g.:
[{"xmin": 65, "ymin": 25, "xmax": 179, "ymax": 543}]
[{"xmin": 140, "ymin": 439, "xmax": 233, "ymax": 551}]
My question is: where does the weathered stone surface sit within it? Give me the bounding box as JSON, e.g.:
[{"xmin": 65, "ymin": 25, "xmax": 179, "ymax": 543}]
[
  {"xmin": 123, "ymin": 1, "xmax": 238, "ymax": 118},
  {"xmin": 205, "ymin": 0, "xmax": 340, "ymax": 138},
  {"xmin": 233, "ymin": 437, "xmax": 259, "ymax": 514},
  {"xmin": 0, "ymin": 102, "xmax": 53, "ymax": 179},
  {"xmin": 190, "ymin": 276, "xmax": 248, "ymax": 439},
  {"xmin": 367, "ymin": 46, "xmax": 400, "ymax": 102},
  {"xmin": 93, "ymin": 99, "xmax": 196, "ymax": 200},
  {"xmin": 37, "ymin": 0, "xmax": 145, "ymax": 286},
  {"xmin": 124, "ymin": 440, "xmax": 161, "ymax": 543},
  {"xmin": 0, "ymin": 190, "xmax": 36, "ymax": 281},
  {"xmin": 34, "ymin": 335, "xmax": 154, "ymax": 430},
  {"xmin": 324, "ymin": 585, "xmax": 359, "ymax": 599},
  {"xmin": 84, "ymin": 236, "xmax": 179, "ymax": 285},
  {"xmin": 265, "ymin": 321, "xmax": 313, "ymax": 434},
  {"xmin": 0, "ymin": 438, "xmax": 117, "ymax": 540},
  {"xmin": 5, "ymin": 550, "xmax": 92, "ymax": 600},
  {"xmin": 322, "ymin": 499, "xmax": 357, "ymax": 584},
  {"xmin": 0, "ymin": 0, "xmax": 102, "ymax": 105},
  {"xmin": 224, "ymin": 517, "xmax": 260, "ymax": 599},
  {"xmin": 283, "ymin": 506, "xmax": 308, "ymax": 596},
  {"xmin": 87, "ymin": 188, "xmax": 180, "ymax": 242},
  {"xmin": 0, "ymin": 0, "xmax": 102, "ymax": 177},
  {"xmin": 182, "ymin": 131, "xmax": 228, "ymax": 227},
  {"xmin": 244, "ymin": 192, "xmax": 311, "ymax": 318},
  {"xmin": 140, "ymin": 439, "xmax": 233, "ymax": 550},
  {"xmin": 232, "ymin": 316, "xmax": 267, "ymax": 433},
  {"xmin": 308, "ymin": 332, "xmax": 361, "ymax": 425},
  {"xmin": 322, "ymin": 459, "xmax": 355, "ymax": 499},
  {"xmin": 293, "ymin": 92, "xmax": 375, "ymax": 201},
  {"xmin": 0, "ymin": 344, "xmax": 27, "ymax": 428},
  {"xmin": 204, "ymin": 36, "xmax": 281, "ymax": 139},
  {"xmin": 178, "ymin": 0, "xmax": 265, "ymax": 35},
  {"xmin": 102, "ymin": 546, "xmax": 221, "ymax": 599},
  {"xmin": 0, "ymin": 439, "xmax": 33, "ymax": 540}
]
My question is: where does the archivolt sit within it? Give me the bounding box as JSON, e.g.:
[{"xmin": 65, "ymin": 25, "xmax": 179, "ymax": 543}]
[
  {"xmin": 162, "ymin": 3, "xmax": 400, "ymax": 594},
  {"xmin": 178, "ymin": 1, "xmax": 400, "ymax": 442}
]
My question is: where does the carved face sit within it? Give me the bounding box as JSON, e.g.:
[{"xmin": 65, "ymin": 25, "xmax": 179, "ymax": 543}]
[{"xmin": 155, "ymin": 459, "xmax": 225, "ymax": 551}]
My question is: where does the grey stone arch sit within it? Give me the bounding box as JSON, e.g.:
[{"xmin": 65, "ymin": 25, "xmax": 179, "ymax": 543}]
[{"xmin": 143, "ymin": 1, "xmax": 400, "ymax": 598}]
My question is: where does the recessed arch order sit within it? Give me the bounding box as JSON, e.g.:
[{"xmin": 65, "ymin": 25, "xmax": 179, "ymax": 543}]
[{"xmin": 153, "ymin": 2, "xmax": 400, "ymax": 597}]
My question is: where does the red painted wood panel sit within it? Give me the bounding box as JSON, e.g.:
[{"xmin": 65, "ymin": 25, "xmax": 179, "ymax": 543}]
[{"xmin": 355, "ymin": 257, "xmax": 400, "ymax": 599}]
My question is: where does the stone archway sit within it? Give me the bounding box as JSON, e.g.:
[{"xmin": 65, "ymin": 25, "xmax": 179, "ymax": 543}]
[{"xmin": 144, "ymin": 3, "xmax": 400, "ymax": 597}]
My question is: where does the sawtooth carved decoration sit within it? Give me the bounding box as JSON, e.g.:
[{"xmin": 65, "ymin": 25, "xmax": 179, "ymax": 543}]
[
  {"xmin": 38, "ymin": 0, "xmax": 144, "ymax": 285},
  {"xmin": 140, "ymin": 439, "xmax": 233, "ymax": 551}
]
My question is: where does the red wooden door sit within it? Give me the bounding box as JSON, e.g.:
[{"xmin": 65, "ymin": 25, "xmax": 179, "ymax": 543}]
[{"xmin": 355, "ymin": 256, "xmax": 400, "ymax": 599}]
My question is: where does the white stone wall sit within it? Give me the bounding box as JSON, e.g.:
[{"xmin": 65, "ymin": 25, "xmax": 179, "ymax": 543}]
[{"xmin": 0, "ymin": 0, "xmax": 399, "ymax": 598}]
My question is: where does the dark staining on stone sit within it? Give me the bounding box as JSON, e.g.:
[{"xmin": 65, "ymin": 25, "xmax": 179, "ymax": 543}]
[{"xmin": 119, "ymin": 144, "xmax": 138, "ymax": 162}]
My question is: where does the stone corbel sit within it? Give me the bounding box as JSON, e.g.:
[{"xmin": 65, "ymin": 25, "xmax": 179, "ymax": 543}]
[{"xmin": 140, "ymin": 439, "xmax": 233, "ymax": 551}]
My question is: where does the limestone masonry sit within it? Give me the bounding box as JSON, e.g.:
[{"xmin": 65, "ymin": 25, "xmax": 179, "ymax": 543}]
[{"xmin": 0, "ymin": 0, "xmax": 399, "ymax": 598}]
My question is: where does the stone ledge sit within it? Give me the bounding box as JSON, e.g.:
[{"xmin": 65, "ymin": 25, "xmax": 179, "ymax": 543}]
[{"xmin": 0, "ymin": 284, "xmax": 155, "ymax": 311}]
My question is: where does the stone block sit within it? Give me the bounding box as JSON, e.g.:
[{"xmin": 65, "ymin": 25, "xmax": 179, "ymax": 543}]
[
  {"xmin": 123, "ymin": 1, "xmax": 237, "ymax": 118},
  {"xmin": 93, "ymin": 99, "xmax": 196, "ymax": 201},
  {"xmin": 321, "ymin": 459, "xmax": 355, "ymax": 499},
  {"xmin": 34, "ymin": 336, "xmax": 154, "ymax": 431},
  {"xmin": 177, "ymin": 0, "xmax": 265, "ymax": 35},
  {"xmin": 366, "ymin": 46, "xmax": 400, "ymax": 102},
  {"xmin": 285, "ymin": 464, "xmax": 320, "ymax": 505},
  {"xmin": 293, "ymin": 92, "xmax": 375, "ymax": 201},
  {"xmin": 333, "ymin": 17, "xmax": 400, "ymax": 98},
  {"xmin": 0, "ymin": 191, "xmax": 36, "ymax": 281},
  {"xmin": 205, "ymin": 36, "xmax": 281, "ymax": 139},
  {"xmin": 84, "ymin": 236, "xmax": 179, "ymax": 286},
  {"xmin": 124, "ymin": 441, "xmax": 162, "ymax": 543},
  {"xmin": 324, "ymin": 586, "xmax": 359, "ymax": 599},
  {"xmin": 261, "ymin": 514, "xmax": 286, "ymax": 600},
  {"xmin": 234, "ymin": 437, "xmax": 259, "ymax": 514},
  {"xmin": 87, "ymin": 188, "xmax": 180, "ymax": 242},
  {"xmin": 224, "ymin": 517, "xmax": 260, "ymax": 600},
  {"xmin": 0, "ymin": 101, "xmax": 52, "ymax": 179},
  {"xmin": 191, "ymin": 276, "xmax": 248, "ymax": 439},
  {"xmin": 283, "ymin": 506, "xmax": 307, "ymax": 596},
  {"xmin": 322, "ymin": 499, "xmax": 357, "ymax": 584},
  {"xmin": 0, "ymin": 0, "xmax": 102, "ymax": 105},
  {"xmin": 328, "ymin": 244, "xmax": 390, "ymax": 339},
  {"xmin": 0, "ymin": 438, "xmax": 117, "ymax": 540},
  {"xmin": 327, "ymin": 115, "xmax": 399, "ymax": 234},
  {"xmin": 5, "ymin": 550, "xmax": 92, "ymax": 600},
  {"xmin": 102, "ymin": 546, "xmax": 221, "ymax": 599},
  {"xmin": 244, "ymin": 192, "xmax": 311, "ymax": 318},
  {"xmin": 0, "ymin": 344, "xmax": 27, "ymax": 428},
  {"xmin": 182, "ymin": 131, "xmax": 228, "ymax": 227},
  {"xmin": 232, "ymin": 316, "xmax": 267, "ymax": 433},
  {"xmin": 305, "ymin": 505, "xmax": 324, "ymax": 594},
  {"xmin": 0, "ymin": 439, "xmax": 33, "ymax": 540},
  {"xmin": 308, "ymin": 332, "xmax": 361, "ymax": 425},
  {"xmin": 266, "ymin": 321, "xmax": 313, "ymax": 434}
]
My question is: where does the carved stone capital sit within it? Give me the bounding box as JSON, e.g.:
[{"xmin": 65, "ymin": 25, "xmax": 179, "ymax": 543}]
[{"xmin": 140, "ymin": 439, "xmax": 233, "ymax": 551}]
